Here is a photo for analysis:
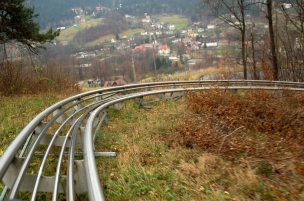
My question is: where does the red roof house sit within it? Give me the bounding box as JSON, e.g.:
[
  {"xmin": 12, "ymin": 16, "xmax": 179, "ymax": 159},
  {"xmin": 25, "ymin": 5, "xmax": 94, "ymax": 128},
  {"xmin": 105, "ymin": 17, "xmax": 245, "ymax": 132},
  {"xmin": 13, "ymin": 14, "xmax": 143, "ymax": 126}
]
[
  {"xmin": 134, "ymin": 45, "xmax": 145, "ymax": 53},
  {"xmin": 103, "ymin": 79, "xmax": 127, "ymax": 87}
]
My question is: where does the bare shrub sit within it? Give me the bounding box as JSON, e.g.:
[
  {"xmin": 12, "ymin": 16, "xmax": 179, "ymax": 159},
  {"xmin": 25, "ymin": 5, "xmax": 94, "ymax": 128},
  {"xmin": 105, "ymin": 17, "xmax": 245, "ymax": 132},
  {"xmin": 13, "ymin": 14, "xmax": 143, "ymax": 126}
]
[
  {"xmin": 0, "ymin": 60, "xmax": 80, "ymax": 96},
  {"xmin": 0, "ymin": 60, "xmax": 31, "ymax": 95}
]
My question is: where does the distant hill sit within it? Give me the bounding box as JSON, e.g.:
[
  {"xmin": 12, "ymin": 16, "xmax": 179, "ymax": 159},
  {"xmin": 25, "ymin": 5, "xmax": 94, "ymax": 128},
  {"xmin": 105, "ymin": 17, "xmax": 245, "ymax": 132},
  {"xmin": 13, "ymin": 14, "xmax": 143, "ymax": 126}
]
[
  {"xmin": 29, "ymin": 0, "xmax": 200, "ymax": 30},
  {"xmin": 30, "ymin": 0, "xmax": 111, "ymax": 30},
  {"xmin": 56, "ymin": 14, "xmax": 188, "ymax": 48}
]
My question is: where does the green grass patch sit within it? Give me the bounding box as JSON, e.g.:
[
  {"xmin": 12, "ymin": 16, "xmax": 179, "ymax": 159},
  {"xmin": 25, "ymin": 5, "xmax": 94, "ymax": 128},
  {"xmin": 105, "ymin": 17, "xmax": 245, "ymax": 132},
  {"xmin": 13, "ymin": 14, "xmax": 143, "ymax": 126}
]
[
  {"xmin": 57, "ymin": 15, "xmax": 142, "ymax": 47},
  {"xmin": 57, "ymin": 18, "xmax": 103, "ymax": 42},
  {"xmin": 119, "ymin": 29, "xmax": 143, "ymax": 38},
  {"xmin": 154, "ymin": 14, "xmax": 188, "ymax": 30},
  {"xmin": 84, "ymin": 28, "xmax": 142, "ymax": 48},
  {"xmin": 0, "ymin": 94, "xmax": 63, "ymax": 152}
]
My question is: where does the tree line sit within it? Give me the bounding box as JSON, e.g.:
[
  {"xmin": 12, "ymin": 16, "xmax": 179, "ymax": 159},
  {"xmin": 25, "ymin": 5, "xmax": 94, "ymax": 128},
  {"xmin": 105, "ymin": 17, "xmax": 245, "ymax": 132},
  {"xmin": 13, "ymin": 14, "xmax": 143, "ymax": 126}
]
[
  {"xmin": 72, "ymin": 48, "xmax": 180, "ymax": 84},
  {"xmin": 200, "ymin": 0, "xmax": 303, "ymax": 81}
]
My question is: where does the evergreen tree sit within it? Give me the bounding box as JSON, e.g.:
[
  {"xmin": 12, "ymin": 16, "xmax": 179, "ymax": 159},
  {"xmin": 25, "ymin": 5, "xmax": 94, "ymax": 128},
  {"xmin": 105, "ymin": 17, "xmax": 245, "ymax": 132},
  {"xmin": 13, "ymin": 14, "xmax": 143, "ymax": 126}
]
[
  {"xmin": 0, "ymin": 0, "xmax": 59, "ymax": 54},
  {"xmin": 115, "ymin": 33, "xmax": 120, "ymax": 40},
  {"xmin": 203, "ymin": 43, "xmax": 207, "ymax": 49},
  {"xmin": 156, "ymin": 57, "xmax": 163, "ymax": 69}
]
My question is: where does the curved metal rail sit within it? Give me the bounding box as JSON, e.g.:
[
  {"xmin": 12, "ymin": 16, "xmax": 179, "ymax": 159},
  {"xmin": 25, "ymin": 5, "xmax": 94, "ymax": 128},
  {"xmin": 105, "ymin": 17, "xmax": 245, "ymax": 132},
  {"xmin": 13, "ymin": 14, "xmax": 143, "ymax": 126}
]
[{"xmin": 1, "ymin": 80, "xmax": 304, "ymax": 200}]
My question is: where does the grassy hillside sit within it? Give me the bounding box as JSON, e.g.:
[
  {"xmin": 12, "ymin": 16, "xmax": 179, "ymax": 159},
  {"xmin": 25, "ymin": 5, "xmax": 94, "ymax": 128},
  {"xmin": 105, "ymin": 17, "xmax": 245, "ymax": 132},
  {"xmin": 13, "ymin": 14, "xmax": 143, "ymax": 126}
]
[
  {"xmin": 154, "ymin": 14, "xmax": 189, "ymax": 30},
  {"xmin": 56, "ymin": 18, "xmax": 103, "ymax": 42},
  {"xmin": 85, "ymin": 28, "xmax": 143, "ymax": 47},
  {"xmin": 56, "ymin": 14, "xmax": 188, "ymax": 48}
]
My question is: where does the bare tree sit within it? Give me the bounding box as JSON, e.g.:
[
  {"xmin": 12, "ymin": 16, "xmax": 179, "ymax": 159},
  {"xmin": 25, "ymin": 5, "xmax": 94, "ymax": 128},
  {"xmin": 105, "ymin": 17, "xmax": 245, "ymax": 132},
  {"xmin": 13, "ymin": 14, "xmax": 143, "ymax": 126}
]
[
  {"xmin": 265, "ymin": 0, "xmax": 279, "ymax": 80},
  {"xmin": 278, "ymin": 0, "xmax": 304, "ymax": 81},
  {"xmin": 249, "ymin": 22, "xmax": 258, "ymax": 79},
  {"xmin": 199, "ymin": 0, "xmax": 250, "ymax": 79},
  {"xmin": 91, "ymin": 58, "xmax": 102, "ymax": 79},
  {"xmin": 258, "ymin": 0, "xmax": 304, "ymax": 81},
  {"xmin": 121, "ymin": 60, "xmax": 133, "ymax": 82},
  {"xmin": 281, "ymin": 0, "xmax": 304, "ymax": 33}
]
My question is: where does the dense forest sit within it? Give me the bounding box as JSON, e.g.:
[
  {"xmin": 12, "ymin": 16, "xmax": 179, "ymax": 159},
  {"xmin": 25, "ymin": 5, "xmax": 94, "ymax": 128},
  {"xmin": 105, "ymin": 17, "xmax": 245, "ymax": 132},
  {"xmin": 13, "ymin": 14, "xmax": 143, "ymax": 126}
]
[{"xmin": 30, "ymin": 0, "xmax": 200, "ymax": 30}]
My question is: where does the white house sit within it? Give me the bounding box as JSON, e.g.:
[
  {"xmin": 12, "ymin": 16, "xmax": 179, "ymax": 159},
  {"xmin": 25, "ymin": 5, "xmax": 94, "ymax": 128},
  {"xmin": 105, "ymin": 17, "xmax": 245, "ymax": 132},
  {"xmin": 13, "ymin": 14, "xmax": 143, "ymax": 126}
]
[
  {"xmin": 169, "ymin": 56, "xmax": 179, "ymax": 61},
  {"xmin": 168, "ymin": 25, "xmax": 176, "ymax": 31},
  {"xmin": 75, "ymin": 52, "xmax": 84, "ymax": 59},
  {"xmin": 172, "ymin": 39, "xmax": 181, "ymax": 44},
  {"xmin": 207, "ymin": 25, "xmax": 215, "ymax": 29},
  {"xmin": 157, "ymin": 24, "xmax": 164, "ymax": 29},
  {"xmin": 142, "ymin": 16, "xmax": 151, "ymax": 23},
  {"xmin": 80, "ymin": 64, "xmax": 91, "ymax": 68},
  {"xmin": 141, "ymin": 30, "xmax": 148, "ymax": 35},
  {"xmin": 197, "ymin": 28, "xmax": 204, "ymax": 33},
  {"xmin": 283, "ymin": 3, "xmax": 292, "ymax": 9},
  {"xmin": 205, "ymin": 42, "xmax": 218, "ymax": 47},
  {"xmin": 155, "ymin": 30, "xmax": 162, "ymax": 35},
  {"xmin": 57, "ymin": 27, "xmax": 66, "ymax": 30},
  {"xmin": 158, "ymin": 44, "xmax": 170, "ymax": 55},
  {"xmin": 180, "ymin": 30, "xmax": 187, "ymax": 34},
  {"xmin": 191, "ymin": 44, "xmax": 200, "ymax": 50}
]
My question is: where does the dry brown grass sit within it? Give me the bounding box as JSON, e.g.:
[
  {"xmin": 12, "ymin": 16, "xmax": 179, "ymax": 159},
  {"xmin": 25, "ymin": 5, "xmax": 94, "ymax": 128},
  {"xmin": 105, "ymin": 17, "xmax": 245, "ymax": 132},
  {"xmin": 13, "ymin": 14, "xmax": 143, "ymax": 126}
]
[
  {"xmin": 139, "ymin": 65, "xmax": 244, "ymax": 83},
  {"xmin": 166, "ymin": 89, "xmax": 304, "ymax": 200},
  {"xmin": 91, "ymin": 89, "xmax": 304, "ymax": 200}
]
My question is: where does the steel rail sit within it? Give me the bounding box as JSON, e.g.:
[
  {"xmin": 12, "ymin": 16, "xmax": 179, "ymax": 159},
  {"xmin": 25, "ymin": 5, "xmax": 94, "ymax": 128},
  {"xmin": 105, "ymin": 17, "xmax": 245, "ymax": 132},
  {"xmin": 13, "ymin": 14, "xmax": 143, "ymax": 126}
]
[
  {"xmin": 52, "ymin": 95, "xmax": 134, "ymax": 200},
  {"xmin": 7, "ymin": 91, "xmax": 115, "ymax": 199},
  {"xmin": 31, "ymin": 97, "xmax": 107, "ymax": 200},
  {"xmin": 52, "ymin": 98, "xmax": 115, "ymax": 200}
]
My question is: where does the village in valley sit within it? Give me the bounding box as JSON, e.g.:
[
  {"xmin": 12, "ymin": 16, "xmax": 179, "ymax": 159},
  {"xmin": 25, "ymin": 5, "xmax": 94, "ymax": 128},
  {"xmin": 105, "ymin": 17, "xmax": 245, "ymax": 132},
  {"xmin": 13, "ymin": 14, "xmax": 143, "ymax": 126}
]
[{"xmin": 12, "ymin": 2, "xmax": 296, "ymax": 87}]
